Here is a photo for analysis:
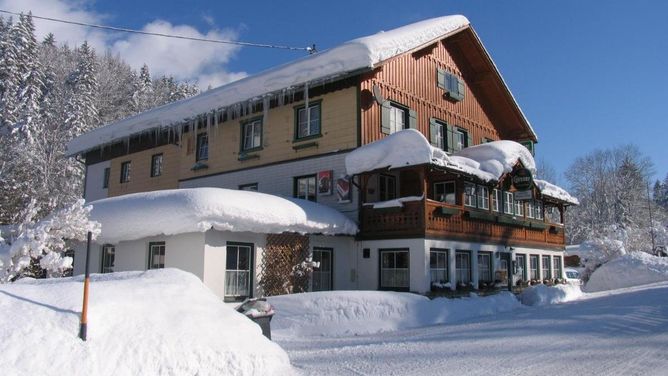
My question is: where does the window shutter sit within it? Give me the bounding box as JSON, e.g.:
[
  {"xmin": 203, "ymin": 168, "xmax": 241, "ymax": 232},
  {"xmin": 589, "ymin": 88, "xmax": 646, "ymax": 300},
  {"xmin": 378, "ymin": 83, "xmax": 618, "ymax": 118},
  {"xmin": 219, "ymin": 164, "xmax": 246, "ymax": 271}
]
[
  {"xmin": 436, "ymin": 68, "xmax": 446, "ymax": 89},
  {"xmin": 380, "ymin": 100, "xmax": 391, "ymax": 134},
  {"xmin": 446, "ymin": 124, "xmax": 455, "ymax": 153},
  {"xmin": 429, "ymin": 118, "xmax": 439, "ymax": 146},
  {"xmin": 456, "ymin": 77, "xmax": 466, "ymax": 100},
  {"xmin": 408, "ymin": 108, "xmax": 417, "ymax": 129},
  {"xmin": 466, "ymin": 131, "xmax": 473, "ymax": 148}
]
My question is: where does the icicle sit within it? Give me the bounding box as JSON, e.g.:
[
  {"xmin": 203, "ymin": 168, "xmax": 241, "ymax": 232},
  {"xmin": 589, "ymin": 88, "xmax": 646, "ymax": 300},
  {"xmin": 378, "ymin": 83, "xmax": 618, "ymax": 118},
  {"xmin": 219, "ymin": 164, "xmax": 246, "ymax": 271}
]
[
  {"xmin": 304, "ymin": 82, "xmax": 310, "ymax": 131},
  {"xmin": 263, "ymin": 95, "xmax": 270, "ymax": 124}
]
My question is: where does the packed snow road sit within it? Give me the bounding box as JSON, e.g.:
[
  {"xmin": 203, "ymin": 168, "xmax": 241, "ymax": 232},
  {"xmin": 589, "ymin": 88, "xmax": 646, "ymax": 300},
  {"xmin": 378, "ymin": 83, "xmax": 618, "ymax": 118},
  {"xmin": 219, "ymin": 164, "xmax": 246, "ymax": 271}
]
[{"xmin": 275, "ymin": 283, "xmax": 668, "ymax": 375}]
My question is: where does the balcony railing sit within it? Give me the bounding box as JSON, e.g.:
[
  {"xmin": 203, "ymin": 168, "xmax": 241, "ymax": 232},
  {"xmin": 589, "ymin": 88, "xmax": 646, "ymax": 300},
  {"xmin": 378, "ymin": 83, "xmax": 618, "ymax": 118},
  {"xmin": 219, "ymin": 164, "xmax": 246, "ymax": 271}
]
[{"xmin": 360, "ymin": 198, "xmax": 565, "ymax": 248}]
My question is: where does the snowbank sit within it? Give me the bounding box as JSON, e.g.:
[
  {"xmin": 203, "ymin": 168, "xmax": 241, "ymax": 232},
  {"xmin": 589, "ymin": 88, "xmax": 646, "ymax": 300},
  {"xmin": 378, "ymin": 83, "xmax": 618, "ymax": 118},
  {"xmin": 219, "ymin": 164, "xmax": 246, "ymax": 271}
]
[
  {"xmin": 68, "ymin": 16, "xmax": 470, "ymax": 156},
  {"xmin": 519, "ymin": 284, "xmax": 584, "ymax": 306},
  {"xmin": 268, "ymin": 290, "xmax": 520, "ymax": 337},
  {"xmin": 89, "ymin": 188, "xmax": 358, "ymax": 243},
  {"xmin": 0, "ymin": 269, "xmax": 292, "ymax": 375},
  {"xmin": 585, "ymin": 252, "xmax": 668, "ymax": 292}
]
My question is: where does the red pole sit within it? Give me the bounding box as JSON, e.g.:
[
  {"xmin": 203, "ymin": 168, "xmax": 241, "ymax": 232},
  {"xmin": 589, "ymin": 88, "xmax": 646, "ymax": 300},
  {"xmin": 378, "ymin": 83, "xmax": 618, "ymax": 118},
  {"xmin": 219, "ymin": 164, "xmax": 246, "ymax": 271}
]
[{"xmin": 79, "ymin": 231, "xmax": 92, "ymax": 341}]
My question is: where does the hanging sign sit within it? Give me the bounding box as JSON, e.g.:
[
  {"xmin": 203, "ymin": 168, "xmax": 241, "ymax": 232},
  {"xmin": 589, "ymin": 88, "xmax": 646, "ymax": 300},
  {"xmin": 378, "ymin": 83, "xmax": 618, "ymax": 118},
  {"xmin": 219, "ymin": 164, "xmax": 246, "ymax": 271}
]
[
  {"xmin": 513, "ymin": 190, "xmax": 534, "ymax": 201},
  {"xmin": 512, "ymin": 168, "xmax": 534, "ymax": 190},
  {"xmin": 336, "ymin": 176, "xmax": 352, "ymax": 203}
]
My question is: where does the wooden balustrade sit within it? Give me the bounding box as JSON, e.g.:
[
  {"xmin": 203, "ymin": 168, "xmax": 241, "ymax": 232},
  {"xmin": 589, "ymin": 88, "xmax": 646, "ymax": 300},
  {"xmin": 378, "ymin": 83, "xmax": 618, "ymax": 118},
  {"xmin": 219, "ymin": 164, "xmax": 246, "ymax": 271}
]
[{"xmin": 360, "ymin": 198, "xmax": 565, "ymax": 248}]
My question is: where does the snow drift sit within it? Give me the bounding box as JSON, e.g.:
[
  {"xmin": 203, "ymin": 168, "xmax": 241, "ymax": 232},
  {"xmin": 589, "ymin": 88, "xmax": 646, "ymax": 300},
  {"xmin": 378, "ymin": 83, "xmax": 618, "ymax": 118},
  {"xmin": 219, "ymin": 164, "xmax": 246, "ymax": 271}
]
[
  {"xmin": 268, "ymin": 290, "xmax": 520, "ymax": 337},
  {"xmin": 519, "ymin": 284, "xmax": 584, "ymax": 306},
  {"xmin": 585, "ymin": 252, "xmax": 668, "ymax": 292},
  {"xmin": 0, "ymin": 269, "xmax": 292, "ymax": 375},
  {"xmin": 89, "ymin": 187, "xmax": 358, "ymax": 244}
]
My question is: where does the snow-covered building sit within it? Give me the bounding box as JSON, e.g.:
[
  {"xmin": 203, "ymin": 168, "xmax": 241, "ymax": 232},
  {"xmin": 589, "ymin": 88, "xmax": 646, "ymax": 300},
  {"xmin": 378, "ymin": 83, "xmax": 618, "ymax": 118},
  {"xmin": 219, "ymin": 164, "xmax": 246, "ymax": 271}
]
[{"xmin": 68, "ymin": 15, "xmax": 577, "ymax": 297}]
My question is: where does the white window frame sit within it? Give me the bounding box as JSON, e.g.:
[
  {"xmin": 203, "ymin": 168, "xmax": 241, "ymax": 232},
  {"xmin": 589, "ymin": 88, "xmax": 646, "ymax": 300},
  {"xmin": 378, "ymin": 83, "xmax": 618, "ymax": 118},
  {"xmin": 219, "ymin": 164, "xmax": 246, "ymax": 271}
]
[
  {"xmin": 553, "ymin": 256, "xmax": 562, "ymax": 279},
  {"xmin": 504, "ymin": 191, "xmax": 514, "ymax": 214},
  {"xmin": 535, "ymin": 201, "xmax": 544, "ymax": 220},
  {"xmin": 455, "ymin": 251, "xmax": 471, "ymax": 285},
  {"xmin": 542, "ymin": 255, "xmax": 552, "ymax": 280},
  {"xmin": 530, "ymin": 255, "xmax": 539, "ymax": 280},
  {"xmin": 492, "ymin": 189, "xmax": 500, "ymax": 212},
  {"xmin": 297, "ymin": 103, "xmax": 321, "ymax": 139},
  {"xmin": 389, "ymin": 104, "xmax": 406, "ymax": 134},
  {"xmin": 464, "ymin": 182, "xmax": 477, "ymax": 208},
  {"xmin": 429, "ymin": 249, "xmax": 449, "ymax": 286},
  {"xmin": 478, "ymin": 253, "xmax": 492, "ymax": 283},
  {"xmin": 242, "ymin": 118, "xmax": 262, "ymax": 151},
  {"xmin": 514, "ymin": 196, "xmax": 524, "ymax": 217},
  {"xmin": 453, "ymin": 129, "xmax": 466, "ymax": 152},
  {"xmin": 526, "ymin": 199, "xmax": 535, "ymax": 218},
  {"xmin": 477, "ymin": 185, "xmax": 489, "ymax": 210}
]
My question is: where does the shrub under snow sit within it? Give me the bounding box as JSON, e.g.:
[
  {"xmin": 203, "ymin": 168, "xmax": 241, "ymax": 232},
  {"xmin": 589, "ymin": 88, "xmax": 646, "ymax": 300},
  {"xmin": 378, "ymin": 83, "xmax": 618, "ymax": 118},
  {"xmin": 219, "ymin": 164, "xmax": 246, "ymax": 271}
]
[
  {"xmin": 0, "ymin": 269, "xmax": 293, "ymax": 375},
  {"xmin": 585, "ymin": 252, "xmax": 668, "ymax": 292},
  {"xmin": 519, "ymin": 284, "xmax": 584, "ymax": 306}
]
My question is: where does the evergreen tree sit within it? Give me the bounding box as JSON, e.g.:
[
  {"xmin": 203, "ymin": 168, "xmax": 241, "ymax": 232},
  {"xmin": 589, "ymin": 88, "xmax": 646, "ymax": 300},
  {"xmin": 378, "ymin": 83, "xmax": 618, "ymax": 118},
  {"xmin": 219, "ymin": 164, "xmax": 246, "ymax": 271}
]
[
  {"xmin": 15, "ymin": 13, "xmax": 45, "ymax": 143},
  {"xmin": 64, "ymin": 41, "xmax": 98, "ymax": 138}
]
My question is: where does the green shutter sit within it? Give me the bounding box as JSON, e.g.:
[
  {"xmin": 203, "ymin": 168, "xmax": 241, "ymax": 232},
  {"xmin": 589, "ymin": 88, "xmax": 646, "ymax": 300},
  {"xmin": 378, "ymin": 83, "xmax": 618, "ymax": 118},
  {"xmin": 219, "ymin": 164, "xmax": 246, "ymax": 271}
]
[
  {"xmin": 446, "ymin": 124, "xmax": 455, "ymax": 153},
  {"xmin": 429, "ymin": 118, "xmax": 439, "ymax": 146},
  {"xmin": 466, "ymin": 131, "xmax": 473, "ymax": 148},
  {"xmin": 436, "ymin": 68, "xmax": 446, "ymax": 89},
  {"xmin": 408, "ymin": 108, "xmax": 417, "ymax": 129},
  {"xmin": 456, "ymin": 77, "xmax": 466, "ymax": 100},
  {"xmin": 381, "ymin": 100, "xmax": 391, "ymax": 134}
]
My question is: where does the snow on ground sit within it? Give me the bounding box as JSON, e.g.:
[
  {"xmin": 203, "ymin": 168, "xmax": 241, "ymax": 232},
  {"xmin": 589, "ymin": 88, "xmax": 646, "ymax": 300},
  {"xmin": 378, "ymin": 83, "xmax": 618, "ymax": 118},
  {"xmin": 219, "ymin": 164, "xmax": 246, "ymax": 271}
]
[
  {"xmin": 585, "ymin": 252, "xmax": 668, "ymax": 292},
  {"xmin": 519, "ymin": 283, "xmax": 584, "ymax": 306},
  {"xmin": 0, "ymin": 269, "xmax": 293, "ymax": 376},
  {"xmin": 275, "ymin": 283, "xmax": 668, "ymax": 375},
  {"xmin": 89, "ymin": 187, "xmax": 358, "ymax": 243},
  {"xmin": 268, "ymin": 290, "xmax": 520, "ymax": 337}
]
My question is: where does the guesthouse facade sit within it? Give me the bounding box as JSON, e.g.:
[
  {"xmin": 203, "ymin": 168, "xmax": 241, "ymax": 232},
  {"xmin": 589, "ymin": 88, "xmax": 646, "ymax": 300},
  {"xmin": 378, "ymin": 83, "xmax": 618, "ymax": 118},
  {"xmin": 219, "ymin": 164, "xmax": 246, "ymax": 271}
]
[{"xmin": 69, "ymin": 15, "xmax": 577, "ymax": 298}]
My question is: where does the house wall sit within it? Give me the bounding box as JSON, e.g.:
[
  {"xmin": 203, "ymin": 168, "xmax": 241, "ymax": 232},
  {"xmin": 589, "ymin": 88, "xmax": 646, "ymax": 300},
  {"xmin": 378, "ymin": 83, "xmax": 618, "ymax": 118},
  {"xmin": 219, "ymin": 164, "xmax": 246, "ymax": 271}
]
[
  {"xmin": 309, "ymin": 235, "xmax": 357, "ymax": 291},
  {"xmin": 84, "ymin": 161, "xmax": 109, "ymax": 202},
  {"xmin": 179, "ymin": 152, "xmax": 359, "ymax": 220},
  {"xmin": 107, "ymin": 144, "xmax": 181, "ymax": 197}
]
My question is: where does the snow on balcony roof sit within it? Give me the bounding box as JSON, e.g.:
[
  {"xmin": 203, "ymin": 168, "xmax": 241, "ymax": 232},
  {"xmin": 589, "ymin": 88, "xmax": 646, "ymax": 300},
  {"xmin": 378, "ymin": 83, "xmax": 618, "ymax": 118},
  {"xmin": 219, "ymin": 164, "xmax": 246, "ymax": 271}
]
[
  {"xmin": 344, "ymin": 129, "xmax": 576, "ymax": 204},
  {"xmin": 88, "ymin": 188, "xmax": 358, "ymax": 244},
  {"xmin": 67, "ymin": 15, "xmax": 470, "ymax": 156}
]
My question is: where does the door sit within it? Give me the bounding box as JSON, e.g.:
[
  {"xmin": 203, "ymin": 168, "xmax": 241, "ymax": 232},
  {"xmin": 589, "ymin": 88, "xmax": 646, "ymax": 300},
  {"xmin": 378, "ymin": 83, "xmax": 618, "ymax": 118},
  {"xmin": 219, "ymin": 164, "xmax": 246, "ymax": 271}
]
[
  {"xmin": 379, "ymin": 249, "xmax": 409, "ymax": 291},
  {"xmin": 312, "ymin": 248, "xmax": 333, "ymax": 291}
]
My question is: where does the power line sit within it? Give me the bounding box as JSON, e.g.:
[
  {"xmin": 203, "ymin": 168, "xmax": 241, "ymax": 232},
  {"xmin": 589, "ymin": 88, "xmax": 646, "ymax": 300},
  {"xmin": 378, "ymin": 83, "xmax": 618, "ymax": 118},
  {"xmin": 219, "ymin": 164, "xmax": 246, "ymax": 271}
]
[{"xmin": 0, "ymin": 9, "xmax": 316, "ymax": 53}]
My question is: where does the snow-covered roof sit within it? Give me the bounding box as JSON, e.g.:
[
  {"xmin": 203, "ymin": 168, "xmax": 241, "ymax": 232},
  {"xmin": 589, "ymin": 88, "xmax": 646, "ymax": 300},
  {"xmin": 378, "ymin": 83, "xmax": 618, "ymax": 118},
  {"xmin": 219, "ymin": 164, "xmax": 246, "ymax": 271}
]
[
  {"xmin": 67, "ymin": 15, "xmax": 470, "ymax": 156},
  {"xmin": 89, "ymin": 188, "xmax": 358, "ymax": 244},
  {"xmin": 344, "ymin": 129, "xmax": 576, "ymax": 204}
]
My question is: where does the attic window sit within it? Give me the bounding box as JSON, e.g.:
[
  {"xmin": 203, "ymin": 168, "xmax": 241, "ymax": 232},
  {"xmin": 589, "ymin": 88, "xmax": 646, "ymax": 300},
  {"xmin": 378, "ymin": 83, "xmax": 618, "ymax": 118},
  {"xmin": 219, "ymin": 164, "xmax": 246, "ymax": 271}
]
[{"xmin": 436, "ymin": 68, "xmax": 465, "ymax": 101}]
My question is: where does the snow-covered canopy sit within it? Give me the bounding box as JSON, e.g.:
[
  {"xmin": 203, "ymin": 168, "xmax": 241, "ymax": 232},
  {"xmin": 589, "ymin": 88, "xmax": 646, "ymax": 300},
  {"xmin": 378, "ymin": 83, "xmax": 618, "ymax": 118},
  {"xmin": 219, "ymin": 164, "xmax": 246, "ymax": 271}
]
[
  {"xmin": 67, "ymin": 15, "xmax": 470, "ymax": 156},
  {"xmin": 345, "ymin": 129, "xmax": 576, "ymax": 204},
  {"xmin": 89, "ymin": 188, "xmax": 358, "ymax": 244}
]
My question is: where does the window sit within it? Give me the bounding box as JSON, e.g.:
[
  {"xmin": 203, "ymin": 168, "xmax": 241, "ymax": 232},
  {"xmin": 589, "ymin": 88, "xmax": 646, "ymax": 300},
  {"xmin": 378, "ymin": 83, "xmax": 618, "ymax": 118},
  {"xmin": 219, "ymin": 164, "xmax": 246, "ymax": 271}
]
[
  {"xmin": 437, "ymin": 68, "xmax": 465, "ymax": 101},
  {"xmin": 455, "ymin": 251, "xmax": 471, "ymax": 285},
  {"xmin": 196, "ymin": 133, "xmax": 208, "ymax": 161},
  {"xmin": 515, "ymin": 254, "xmax": 527, "ymax": 281},
  {"xmin": 477, "ymin": 185, "xmax": 489, "ymax": 210},
  {"xmin": 379, "ymin": 249, "xmax": 409, "ymax": 291},
  {"xmin": 312, "ymin": 247, "xmax": 332, "ymax": 292},
  {"xmin": 242, "ymin": 118, "xmax": 262, "ymax": 151},
  {"xmin": 478, "ymin": 252, "xmax": 492, "ymax": 283},
  {"xmin": 379, "ymin": 175, "xmax": 397, "ymax": 201},
  {"xmin": 504, "ymin": 191, "xmax": 514, "ymax": 214},
  {"xmin": 514, "ymin": 196, "xmax": 524, "ymax": 217},
  {"xmin": 238, "ymin": 183, "xmax": 258, "ymax": 191},
  {"xmin": 553, "ymin": 256, "xmax": 563, "ymax": 279},
  {"xmin": 103, "ymin": 167, "xmax": 110, "ymax": 188},
  {"xmin": 542, "ymin": 255, "xmax": 552, "ymax": 280},
  {"xmin": 492, "ymin": 189, "xmax": 501, "ymax": 212},
  {"xmin": 389, "ymin": 104, "xmax": 407, "ymax": 134},
  {"xmin": 430, "ymin": 249, "xmax": 449, "ymax": 286},
  {"xmin": 453, "ymin": 128, "xmax": 467, "ymax": 152},
  {"xmin": 101, "ymin": 245, "xmax": 115, "ymax": 274},
  {"xmin": 464, "ymin": 182, "xmax": 477, "ymax": 208},
  {"xmin": 148, "ymin": 242, "xmax": 165, "ymax": 269},
  {"xmin": 225, "ymin": 243, "xmax": 252, "ymax": 300},
  {"xmin": 294, "ymin": 175, "xmax": 317, "ymax": 202},
  {"xmin": 526, "ymin": 199, "xmax": 535, "ymax": 218},
  {"xmin": 529, "ymin": 255, "xmax": 539, "ymax": 280},
  {"xmin": 430, "ymin": 119, "xmax": 445, "ymax": 150},
  {"xmin": 150, "ymin": 154, "xmax": 163, "ymax": 177},
  {"xmin": 296, "ymin": 102, "xmax": 321, "ymax": 139},
  {"xmin": 535, "ymin": 201, "xmax": 544, "ymax": 220},
  {"xmin": 434, "ymin": 181, "xmax": 456, "ymax": 204},
  {"xmin": 120, "ymin": 161, "xmax": 131, "ymax": 183}
]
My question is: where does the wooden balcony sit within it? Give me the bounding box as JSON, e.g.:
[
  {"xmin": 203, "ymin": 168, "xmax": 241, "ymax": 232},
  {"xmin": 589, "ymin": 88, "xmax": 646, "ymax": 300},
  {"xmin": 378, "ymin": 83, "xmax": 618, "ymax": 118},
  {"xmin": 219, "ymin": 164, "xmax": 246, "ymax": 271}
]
[{"xmin": 360, "ymin": 198, "xmax": 565, "ymax": 249}]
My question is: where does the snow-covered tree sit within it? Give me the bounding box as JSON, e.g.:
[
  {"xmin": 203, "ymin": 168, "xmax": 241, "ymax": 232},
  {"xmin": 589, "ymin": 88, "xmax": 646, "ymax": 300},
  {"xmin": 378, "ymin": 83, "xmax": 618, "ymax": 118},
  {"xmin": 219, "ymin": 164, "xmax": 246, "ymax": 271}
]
[
  {"xmin": 0, "ymin": 199, "xmax": 100, "ymax": 282},
  {"xmin": 64, "ymin": 41, "xmax": 99, "ymax": 138}
]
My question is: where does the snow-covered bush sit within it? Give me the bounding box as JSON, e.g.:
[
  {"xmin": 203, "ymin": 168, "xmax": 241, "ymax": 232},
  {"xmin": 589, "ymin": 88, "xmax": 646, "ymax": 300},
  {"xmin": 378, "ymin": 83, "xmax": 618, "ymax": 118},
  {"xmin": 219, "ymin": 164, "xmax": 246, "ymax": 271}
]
[
  {"xmin": 585, "ymin": 252, "xmax": 668, "ymax": 292},
  {"xmin": 0, "ymin": 199, "xmax": 100, "ymax": 282}
]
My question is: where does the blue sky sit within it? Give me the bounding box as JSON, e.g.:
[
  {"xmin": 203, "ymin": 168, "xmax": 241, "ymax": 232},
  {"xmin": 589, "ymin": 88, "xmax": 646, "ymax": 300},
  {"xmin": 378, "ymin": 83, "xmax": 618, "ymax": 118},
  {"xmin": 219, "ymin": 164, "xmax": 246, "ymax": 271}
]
[{"xmin": 3, "ymin": 0, "xmax": 667, "ymax": 183}]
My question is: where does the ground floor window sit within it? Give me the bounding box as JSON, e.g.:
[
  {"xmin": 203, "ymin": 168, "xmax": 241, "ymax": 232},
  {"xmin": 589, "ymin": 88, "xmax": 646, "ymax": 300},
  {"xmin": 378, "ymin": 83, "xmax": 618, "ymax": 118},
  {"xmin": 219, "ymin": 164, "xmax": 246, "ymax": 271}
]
[
  {"xmin": 553, "ymin": 256, "xmax": 563, "ymax": 279},
  {"xmin": 429, "ymin": 249, "xmax": 449, "ymax": 287},
  {"xmin": 515, "ymin": 254, "xmax": 527, "ymax": 281},
  {"xmin": 529, "ymin": 255, "xmax": 539, "ymax": 280},
  {"xmin": 294, "ymin": 175, "xmax": 317, "ymax": 202},
  {"xmin": 101, "ymin": 245, "xmax": 115, "ymax": 273},
  {"xmin": 478, "ymin": 252, "xmax": 492, "ymax": 283},
  {"xmin": 312, "ymin": 248, "xmax": 332, "ymax": 292},
  {"xmin": 225, "ymin": 243, "xmax": 253, "ymax": 300},
  {"xmin": 379, "ymin": 249, "xmax": 409, "ymax": 291},
  {"xmin": 455, "ymin": 251, "xmax": 471, "ymax": 285},
  {"xmin": 497, "ymin": 256, "xmax": 509, "ymax": 284},
  {"xmin": 148, "ymin": 242, "xmax": 165, "ymax": 269},
  {"xmin": 542, "ymin": 255, "xmax": 552, "ymax": 280}
]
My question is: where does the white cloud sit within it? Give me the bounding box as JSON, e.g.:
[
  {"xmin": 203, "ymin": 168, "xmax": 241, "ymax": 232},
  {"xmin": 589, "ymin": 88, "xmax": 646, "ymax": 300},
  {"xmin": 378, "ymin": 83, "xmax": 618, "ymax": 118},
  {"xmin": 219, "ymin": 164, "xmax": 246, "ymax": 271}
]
[{"xmin": 0, "ymin": 0, "xmax": 247, "ymax": 88}]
